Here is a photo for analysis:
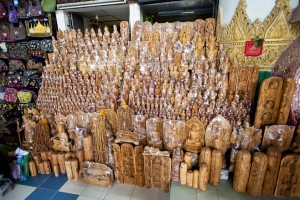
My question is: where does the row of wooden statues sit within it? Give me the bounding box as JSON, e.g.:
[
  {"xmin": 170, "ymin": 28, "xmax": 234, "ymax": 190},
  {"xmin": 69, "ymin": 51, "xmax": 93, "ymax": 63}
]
[{"xmin": 37, "ymin": 18, "xmax": 253, "ymax": 130}]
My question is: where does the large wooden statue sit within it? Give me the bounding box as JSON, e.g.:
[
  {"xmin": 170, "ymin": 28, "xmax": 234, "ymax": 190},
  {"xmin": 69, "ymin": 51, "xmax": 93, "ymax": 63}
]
[
  {"xmin": 183, "ymin": 116, "xmax": 205, "ymax": 153},
  {"xmin": 254, "ymin": 77, "xmax": 283, "ymax": 128},
  {"xmin": 205, "ymin": 115, "xmax": 232, "ymax": 154}
]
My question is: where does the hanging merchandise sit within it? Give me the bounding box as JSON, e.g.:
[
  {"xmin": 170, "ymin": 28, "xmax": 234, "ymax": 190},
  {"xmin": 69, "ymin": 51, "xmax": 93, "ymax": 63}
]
[
  {"xmin": 9, "ymin": 59, "xmax": 26, "ymax": 70},
  {"xmin": 27, "ymin": 0, "xmax": 43, "ymax": 18},
  {"xmin": 25, "ymin": 14, "xmax": 52, "ymax": 37},
  {"xmin": 0, "ymin": 2, "xmax": 7, "ymax": 19},
  {"xmin": 8, "ymin": 4, "xmax": 18, "ymax": 23},
  {"xmin": 10, "ymin": 21, "xmax": 26, "ymax": 41},
  {"xmin": 0, "ymin": 22, "xmax": 11, "ymax": 41},
  {"xmin": 17, "ymin": 0, "xmax": 28, "ymax": 19},
  {"xmin": 41, "ymin": 0, "xmax": 56, "ymax": 13},
  {"xmin": 8, "ymin": 42, "xmax": 29, "ymax": 59},
  {"xmin": 4, "ymin": 87, "xmax": 18, "ymax": 102}
]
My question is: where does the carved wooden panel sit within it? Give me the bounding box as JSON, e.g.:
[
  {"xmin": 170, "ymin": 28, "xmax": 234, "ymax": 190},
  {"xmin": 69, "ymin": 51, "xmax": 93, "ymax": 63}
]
[
  {"xmin": 254, "ymin": 77, "xmax": 283, "ymax": 128},
  {"xmin": 262, "ymin": 147, "xmax": 282, "ymax": 196},
  {"xmin": 275, "ymin": 154, "xmax": 300, "ymax": 197},
  {"xmin": 183, "ymin": 116, "xmax": 205, "ymax": 153},
  {"xmin": 134, "ymin": 145, "xmax": 144, "ymax": 187},
  {"xmin": 115, "ymin": 130, "xmax": 140, "ymax": 145},
  {"xmin": 205, "ymin": 115, "xmax": 232, "ymax": 154},
  {"xmin": 233, "ymin": 150, "xmax": 251, "ymax": 193},
  {"xmin": 146, "ymin": 117, "xmax": 163, "ymax": 150},
  {"xmin": 277, "ymin": 78, "xmax": 296, "ymax": 124},
  {"xmin": 143, "ymin": 147, "xmax": 171, "ymax": 192},
  {"xmin": 163, "ymin": 120, "xmax": 185, "ymax": 152},
  {"xmin": 209, "ymin": 149, "xmax": 222, "ymax": 187},
  {"xmin": 117, "ymin": 105, "xmax": 134, "ymax": 131},
  {"xmin": 228, "ymin": 66, "xmax": 260, "ymax": 101},
  {"xmin": 121, "ymin": 144, "xmax": 135, "ymax": 184},
  {"xmin": 112, "ymin": 144, "xmax": 123, "ymax": 184},
  {"xmin": 262, "ymin": 125, "xmax": 295, "ymax": 152},
  {"xmin": 247, "ymin": 152, "xmax": 268, "ymax": 197},
  {"xmin": 171, "ymin": 147, "xmax": 184, "ymax": 181}
]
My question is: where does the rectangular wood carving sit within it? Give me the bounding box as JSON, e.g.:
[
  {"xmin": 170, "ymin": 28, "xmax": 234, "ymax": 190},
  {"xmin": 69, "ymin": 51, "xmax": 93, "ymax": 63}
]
[
  {"xmin": 209, "ymin": 149, "xmax": 222, "ymax": 187},
  {"xmin": 112, "ymin": 143, "xmax": 123, "ymax": 184},
  {"xmin": 134, "ymin": 145, "xmax": 145, "ymax": 187},
  {"xmin": 233, "ymin": 150, "xmax": 251, "ymax": 193},
  {"xmin": 121, "ymin": 144, "xmax": 135, "ymax": 185},
  {"xmin": 275, "ymin": 154, "xmax": 300, "ymax": 197},
  {"xmin": 143, "ymin": 147, "xmax": 171, "ymax": 192},
  {"xmin": 277, "ymin": 78, "xmax": 296, "ymax": 124}
]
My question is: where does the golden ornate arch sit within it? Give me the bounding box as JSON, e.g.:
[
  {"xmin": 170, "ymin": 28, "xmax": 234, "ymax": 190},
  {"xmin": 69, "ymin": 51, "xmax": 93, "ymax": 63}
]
[{"xmin": 217, "ymin": 0, "xmax": 300, "ymax": 71}]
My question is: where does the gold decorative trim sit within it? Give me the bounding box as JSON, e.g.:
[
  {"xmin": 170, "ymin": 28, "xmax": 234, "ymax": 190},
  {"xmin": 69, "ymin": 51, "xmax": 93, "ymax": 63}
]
[{"xmin": 217, "ymin": 0, "xmax": 300, "ymax": 71}]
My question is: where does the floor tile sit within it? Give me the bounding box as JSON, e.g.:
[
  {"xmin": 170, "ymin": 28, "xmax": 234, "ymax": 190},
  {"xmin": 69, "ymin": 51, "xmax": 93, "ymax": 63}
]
[
  {"xmin": 19, "ymin": 174, "xmax": 51, "ymax": 187},
  {"xmin": 218, "ymin": 191, "xmax": 240, "ymax": 200},
  {"xmin": 40, "ymin": 173, "xmax": 68, "ymax": 190},
  {"xmin": 170, "ymin": 185, "xmax": 197, "ymax": 200},
  {"xmin": 131, "ymin": 186, "xmax": 159, "ymax": 200},
  {"xmin": 77, "ymin": 196, "xmax": 99, "ymax": 200},
  {"xmin": 80, "ymin": 184, "xmax": 109, "ymax": 199},
  {"xmin": 158, "ymin": 190, "xmax": 170, "ymax": 200},
  {"xmin": 216, "ymin": 180, "xmax": 234, "ymax": 192},
  {"xmin": 239, "ymin": 193, "xmax": 262, "ymax": 200},
  {"xmin": 104, "ymin": 184, "xmax": 134, "ymax": 200},
  {"xmin": 197, "ymin": 190, "xmax": 219, "ymax": 200},
  {"xmin": 207, "ymin": 183, "xmax": 218, "ymax": 191},
  {"xmin": 51, "ymin": 191, "xmax": 79, "ymax": 200},
  {"xmin": 25, "ymin": 188, "xmax": 57, "ymax": 200},
  {"xmin": 59, "ymin": 180, "xmax": 87, "ymax": 195},
  {"xmin": 3, "ymin": 184, "xmax": 36, "ymax": 200}
]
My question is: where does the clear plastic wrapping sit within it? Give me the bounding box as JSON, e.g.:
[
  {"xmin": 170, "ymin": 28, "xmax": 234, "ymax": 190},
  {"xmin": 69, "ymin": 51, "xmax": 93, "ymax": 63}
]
[
  {"xmin": 163, "ymin": 120, "xmax": 185, "ymax": 153},
  {"xmin": 146, "ymin": 117, "xmax": 163, "ymax": 150}
]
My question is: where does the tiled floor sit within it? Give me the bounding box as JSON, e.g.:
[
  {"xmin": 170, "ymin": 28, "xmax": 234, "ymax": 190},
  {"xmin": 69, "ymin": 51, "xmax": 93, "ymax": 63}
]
[
  {"xmin": 2, "ymin": 174, "xmax": 292, "ymax": 200},
  {"xmin": 2, "ymin": 173, "xmax": 170, "ymax": 200}
]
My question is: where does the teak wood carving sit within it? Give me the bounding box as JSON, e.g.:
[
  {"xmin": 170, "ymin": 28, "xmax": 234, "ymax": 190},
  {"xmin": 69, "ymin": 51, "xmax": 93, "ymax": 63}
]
[
  {"xmin": 183, "ymin": 116, "xmax": 205, "ymax": 153},
  {"xmin": 205, "ymin": 115, "xmax": 232, "ymax": 154},
  {"xmin": 262, "ymin": 125, "xmax": 295, "ymax": 152},
  {"xmin": 233, "ymin": 150, "xmax": 251, "ymax": 193},
  {"xmin": 143, "ymin": 146, "xmax": 171, "ymax": 192},
  {"xmin": 254, "ymin": 77, "xmax": 283, "ymax": 128},
  {"xmin": 275, "ymin": 154, "xmax": 300, "ymax": 197}
]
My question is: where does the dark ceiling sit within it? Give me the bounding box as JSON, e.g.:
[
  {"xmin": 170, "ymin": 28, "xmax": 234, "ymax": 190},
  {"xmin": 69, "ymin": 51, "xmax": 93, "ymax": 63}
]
[{"xmin": 139, "ymin": 0, "xmax": 217, "ymax": 23}]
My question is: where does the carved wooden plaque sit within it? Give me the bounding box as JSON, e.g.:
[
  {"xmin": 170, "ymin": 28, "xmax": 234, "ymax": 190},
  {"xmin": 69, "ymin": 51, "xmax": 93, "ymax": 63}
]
[
  {"xmin": 262, "ymin": 125, "xmax": 295, "ymax": 152},
  {"xmin": 275, "ymin": 154, "xmax": 300, "ymax": 197},
  {"xmin": 112, "ymin": 144, "xmax": 123, "ymax": 184},
  {"xmin": 146, "ymin": 117, "xmax": 163, "ymax": 149},
  {"xmin": 247, "ymin": 152, "xmax": 268, "ymax": 197},
  {"xmin": 254, "ymin": 77, "xmax": 283, "ymax": 128},
  {"xmin": 121, "ymin": 144, "xmax": 135, "ymax": 184},
  {"xmin": 262, "ymin": 147, "xmax": 282, "ymax": 196},
  {"xmin": 228, "ymin": 65, "xmax": 260, "ymax": 101},
  {"xmin": 117, "ymin": 105, "xmax": 134, "ymax": 131},
  {"xmin": 115, "ymin": 130, "xmax": 140, "ymax": 145},
  {"xmin": 134, "ymin": 145, "xmax": 144, "ymax": 187},
  {"xmin": 163, "ymin": 120, "xmax": 185, "ymax": 152},
  {"xmin": 183, "ymin": 116, "xmax": 205, "ymax": 153},
  {"xmin": 143, "ymin": 147, "xmax": 171, "ymax": 192},
  {"xmin": 205, "ymin": 115, "xmax": 232, "ymax": 154},
  {"xmin": 233, "ymin": 150, "xmax": 251, "ymax": 193},
  {"xmin": 277, "ymin": 78, "xmax": 296, "ymax": 124}
]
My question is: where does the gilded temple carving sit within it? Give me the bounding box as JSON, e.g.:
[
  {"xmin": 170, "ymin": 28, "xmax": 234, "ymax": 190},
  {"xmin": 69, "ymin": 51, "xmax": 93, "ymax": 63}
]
[{"xmin": 217, "ymin": 0, "xmax": 300, "ymax": 70}]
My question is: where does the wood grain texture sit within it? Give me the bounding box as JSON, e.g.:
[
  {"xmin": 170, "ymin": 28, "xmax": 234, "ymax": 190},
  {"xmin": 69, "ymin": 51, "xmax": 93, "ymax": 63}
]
[
  {"xmin": 199, "ymin": 147, "xmax": 211, "ymax": 177},
  {"xmin": 233, "ymin": 150, "xmax": 251, "ymax": 193},
  {"xmin": 180, "ymin": 162, "xmax": 187, "ymax": 185},
  {"xmin": 209, "ymin": 149, "xmax": 222, "ymax": 187},
  {"xmin": 198, "ymin": 163, "xmax": 209, "ymax": 191}
]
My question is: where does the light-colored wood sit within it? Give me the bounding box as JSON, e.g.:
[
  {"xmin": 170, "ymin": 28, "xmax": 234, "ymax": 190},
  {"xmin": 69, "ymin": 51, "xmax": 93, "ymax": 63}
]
[
  {"xmin": 43, "ymin": 160, "xmax": 51, "ymax": 174},
  {"xmin": 275, "ymin": 154, "xmax": 300, "ymax": 197},
  {"xmin": 112, "ymin": 144, "xmax": 123, "ymax": 184},
  {"xmin": 209, "ymin": 149, "xmax": 222, "ymax": 187},
  {"xmin": 51, "ymin": 152, "xmax": 58, "ymax": 166},
  {"xmin": 29, "ymin": 161, "xmax": 37, "ymax": 177},
  {"xmin": 198, "ymin": 163, "xmax": 209, "ymax": 191},
  {"xmin": 65, "ymin": 159, "xmax": 73, "ymax": 180},
  {"xmin": 83, "ymin": 135, "xmax": 94, "ymax": 161},
  {"xmin": 171, "ymin": 147, "xmax": 184, "ymax": 181},
  {"xmin": 57, "ymin": 152, "xmax": 66, "ymax": 174},
  {"xmin": 205, "ymin": 115, "xmax": 232, "ymax": 154},
  {"xmin": 184, "ymin": 152, "xmax": 193, "ymax": 170},
  {"xmin": 193, "ymin": 170, "xmax": 199, "ymax": 189},
  {"xmin": 247, "ymin": 152, "xmax": 268, "ymax": 197},
  {"xmin": 262, "ymin": 147, "xmax": 282, "ymax": 196},
  {"xmin": 262, "ymin": 125, "xmax": 295, "ymax": 152},
  {"xmin": 39, "ymin": 162, "xmax": 45, "ymax": 174},
  {"xmin": 53, "ymin": 165, "xmax": 60, "ymax": 177},
  {"xmin": 121, "ymin": 144, "xmax": 135, "ymax": 185},
  {"xmin": 146, "ymin": 118, "xmax": 163, "ymax": 150},
  {"xmin": 183, "ymin": 117, "xmax": 205, "ymax": 153},
  {"xmin": 199, "ymin": 147, "xmax": 211, "ymax": 178},
  {"xmin": 79, "ymin": 161, "xmax": 114, "ymax": 187},
  {"xmin": 233, "ymin": 150, "xmax": 251, "ymax": 193},
  {"xmin": 46, "ymin": 150, "xmax": 53, "ymax": 167},
  {"xmin": 277, "ymin": 78, "xmax": 296, "ymax": 124},
  {"xmin": 254, "ymin": 77, "xmax": 283, "ymax": 128},
  {"xmin": 71, "ymin": 159, "xmax": 79, "ymax": 180},
  {"xmin": 40, "ymin": 152, "xmax": 47, "ymax": 161},
  {"xmin": 76, "ymin": 149, "xmax": 85, "ymax": 164},
  {"xmin": 180, "ymin": 162, "xmax": 187, "ymax": 185},
  {"xmin": 134, "ymin": 145, "xmax": 144, "ymax": 187},
  {"xmin": 186, "ymin": 170, "xmax": 193, "ymax": 187}
]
